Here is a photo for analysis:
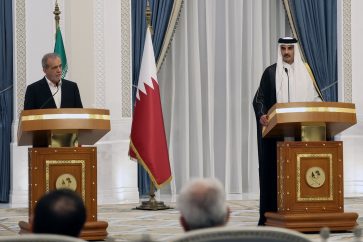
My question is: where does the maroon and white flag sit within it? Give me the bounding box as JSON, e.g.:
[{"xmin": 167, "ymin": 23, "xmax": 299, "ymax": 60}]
[{"xmin": 129, "ymin": 27, "xmax": 172, "ymax": 188}]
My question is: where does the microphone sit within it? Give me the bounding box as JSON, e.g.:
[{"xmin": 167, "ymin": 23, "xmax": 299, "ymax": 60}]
[
  {"xmin": 284, "ymin": 68, "xmax": 290, "ymax": 102},
  {"xmin": 39, "ymin": 84, "xmax": 59, "ymax": 109}
]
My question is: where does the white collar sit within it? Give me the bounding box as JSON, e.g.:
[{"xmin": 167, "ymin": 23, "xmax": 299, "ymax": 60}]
[
  {"xmin": 282, "ymin": 61, "xmax": 295, "ymax": 70},
  {"xmin": 45, "ymin": 76, "xmax": 62, "ymax": 87}
]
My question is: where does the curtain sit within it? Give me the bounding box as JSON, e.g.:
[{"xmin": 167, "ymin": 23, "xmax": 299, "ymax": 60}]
[
  {"xmin": 132, "ymin": 0, "xmax": 175, "ymax": 196},
  {"xmin": 158, "ymin": 0, "xmax": 290, "ymax": 198},
  {"xmin": 0, "ymin": 0, "xmax": 13, "ymax": 202},
  {"xmin": 287, "ymin": 0, "xmax": 337, "ymax": 101}
]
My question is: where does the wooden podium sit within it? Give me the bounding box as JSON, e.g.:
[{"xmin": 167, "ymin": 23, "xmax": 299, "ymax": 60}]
[
  {"xmin": 17, "ymin": 108, "xmax": 111, "ymax": 240},
  {"xmin": 263, "ymin": 102, "xmax": 358, "ymax": 232}
]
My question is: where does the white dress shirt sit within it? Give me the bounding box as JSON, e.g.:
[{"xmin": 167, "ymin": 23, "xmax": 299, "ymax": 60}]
[{"xmin": 45, "ymin": 77, "xmax": 62, "ymax": 108}]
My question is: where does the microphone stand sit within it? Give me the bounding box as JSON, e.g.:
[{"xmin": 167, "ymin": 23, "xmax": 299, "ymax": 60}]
[
  {"xmin": 284, "ymin": 68, "xmax": 290, "ymax": 102},
  {"xmin": 39, "ymin": 84, "xmax": 59, "ymax": 109}
]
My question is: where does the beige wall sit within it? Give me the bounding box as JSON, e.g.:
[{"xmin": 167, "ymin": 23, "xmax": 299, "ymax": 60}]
[
  {"xmin": 337, "ymin": 0, "xmax": 363, "ymax": 196},
  {"xmin": 65, "ymin": 0, "xmax": 95, "ymax": 108}
]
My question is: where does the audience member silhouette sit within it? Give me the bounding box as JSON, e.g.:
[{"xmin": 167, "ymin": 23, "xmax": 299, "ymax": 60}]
[
  {"xmin": 177, "ymin": 178, "xmax": 230, "ymax": 231},
  {"xmin": 32, "ymin": 189, "xmax": 86, "ymax": 237}
]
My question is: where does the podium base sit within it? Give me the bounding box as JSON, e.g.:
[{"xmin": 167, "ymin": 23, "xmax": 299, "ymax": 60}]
[
  {"xmin": 265, "ymin": 212, "xmax": 358, "ymax": 232},
  {"xmin": 19, "ymin": 220, "xmax": 108, "ymax": 241}
]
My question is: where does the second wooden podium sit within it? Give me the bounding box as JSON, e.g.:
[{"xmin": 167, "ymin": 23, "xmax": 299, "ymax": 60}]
[
  {"xmin": 262, "ymin": 102, "xmax": 358, "ymax": 232},
  {"xmin": 17, "ymin": 108, "xmax": 110, "ymax": 240}
]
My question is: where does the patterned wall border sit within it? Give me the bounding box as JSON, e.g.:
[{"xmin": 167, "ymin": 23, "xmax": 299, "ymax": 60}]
[
  {"xmin": 94, "ymin": 0, "xmax": 106, "ymax": 108},
  {"xmin": 343, "ymin": 0, "xmax": 352, "ymax": 102},
  {"xmin": 121, "ymin": 0, "xmax": 131, "ymax": 117},
  {"xmin": 15, "ymin": 0, "xmax": 27, "ymax": 118}
]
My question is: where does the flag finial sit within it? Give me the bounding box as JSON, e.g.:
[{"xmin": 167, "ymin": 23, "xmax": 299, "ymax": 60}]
[
  {"xmin": 53, "ymin": 0, "xmax": 68, "ymax": 78},
  {"xmin": 53, "ymin": 0, "xmax": 61, "ymax": 29},
  {"xmin": 145, "ymin": 0, "xmax": 153, "ymax": 35}
]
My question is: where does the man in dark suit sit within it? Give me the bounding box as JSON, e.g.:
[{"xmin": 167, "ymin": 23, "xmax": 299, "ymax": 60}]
[{"xmin": 24, "ymin": 53, "xmax": 83, "ymax": 110}]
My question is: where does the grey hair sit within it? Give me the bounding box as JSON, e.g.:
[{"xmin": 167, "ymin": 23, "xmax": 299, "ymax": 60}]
[
  {"xmin": 177, "ymin": 178, "xmax": 228, "ymax": 230},
  {"xmin": 42, "ymin": 53, "xmax": 61, "ymax": 69}
]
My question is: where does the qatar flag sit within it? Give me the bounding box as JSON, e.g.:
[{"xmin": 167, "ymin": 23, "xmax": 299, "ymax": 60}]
[{"xmin": 129, "ymin": 27, "xmax": 172, "ymax": 188}]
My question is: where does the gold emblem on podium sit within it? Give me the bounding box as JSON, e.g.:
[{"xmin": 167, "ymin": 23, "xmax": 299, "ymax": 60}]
[
  {"xmin": 56, "ymin": 173, "xmax": 77, "ymax": 191},
  {"xmin": 305, "ymin": 166, "xmax": 325, "ymax": 188}
]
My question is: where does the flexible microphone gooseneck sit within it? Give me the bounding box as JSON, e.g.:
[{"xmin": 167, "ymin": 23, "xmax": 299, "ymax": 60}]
[
  {"xmin": 39, "ymin": 84, "xmax": 59, "ymax": 109},
  {"xmin": 284, "ymin": 68, "xmax": 290, "ymax": 102}
]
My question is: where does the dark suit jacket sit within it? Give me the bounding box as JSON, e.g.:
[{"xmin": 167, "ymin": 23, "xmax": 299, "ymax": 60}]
[{"xmin": 24, "ymin": 77, "xmax": 83, "ymax": 110}]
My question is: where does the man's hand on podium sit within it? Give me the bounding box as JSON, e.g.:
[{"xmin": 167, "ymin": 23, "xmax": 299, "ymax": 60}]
[{"xmin": 260, "ymin": 114, "xmax": 269, "ymax": 126}]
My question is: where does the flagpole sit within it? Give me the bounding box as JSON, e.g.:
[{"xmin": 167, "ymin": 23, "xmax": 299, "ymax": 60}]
[
  {"xmin": 136, "ymin": 180, "xmax": 171, "ymax": 210},
  {"xmin": 53, "ymin": 0, "xmax": 68, "ymax": 78},
  {"xmin": 135, "ymin": 0, "xmax": 171, "ymax": 211},
  {"xmin": 145, "ymin": 0, "xmax": 153, "ymax": 35},
  {"xmin": 53, "ymin": 0, "xmax": 60, "ymax": 29}
]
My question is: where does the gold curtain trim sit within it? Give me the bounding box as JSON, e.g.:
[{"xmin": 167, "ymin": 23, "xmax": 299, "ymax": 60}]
[
  {"xmin": 305, "ymin": 63, "xmax": 324, "ymax": 100},
  {"xmin": 22, "ymin": 113, "xmax": 110, "ymax": 121},
  {"xmin": 156, "ymin": 0, "xmax": 184, "ymax": 71},
  {"xmin": 282, "ymin": 0, "xmax": 324, "ymax": 101},
  {"xmin": 282, "ymin": 0, "xmax": 301, "ymax": 59}
]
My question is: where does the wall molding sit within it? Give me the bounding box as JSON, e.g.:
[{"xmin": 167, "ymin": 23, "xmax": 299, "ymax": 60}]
[
  {"xmin": 94, "ymin": 0, "xmax": 106, "ymax": 108},
  {"xmin": 343, "ymin": 0, "xmax": 352, "ymax": 102},
  {"xmin": 121, "ymin": 0, "xmax": 132, "ymax": 117},
  {"xmin": 15, "ymin": 0, "xmax": 27, "ymax": 119}
]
